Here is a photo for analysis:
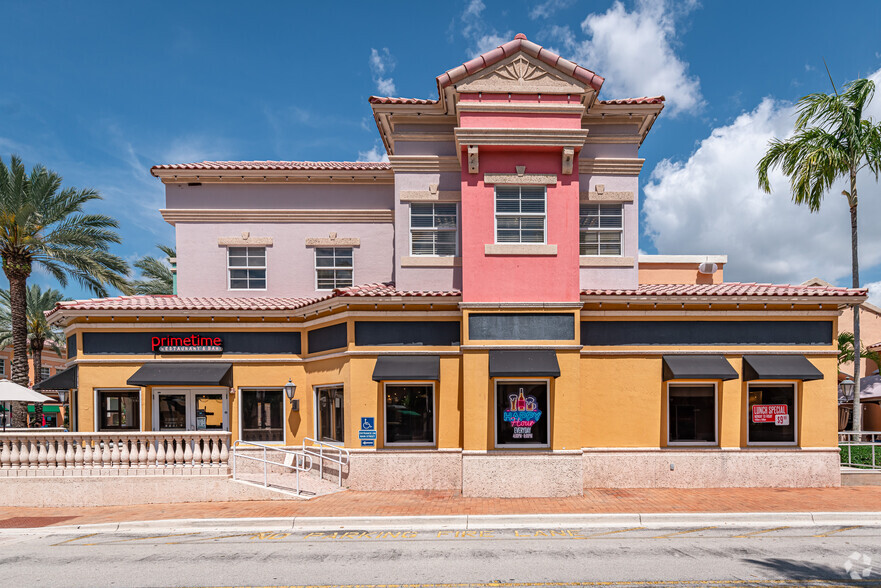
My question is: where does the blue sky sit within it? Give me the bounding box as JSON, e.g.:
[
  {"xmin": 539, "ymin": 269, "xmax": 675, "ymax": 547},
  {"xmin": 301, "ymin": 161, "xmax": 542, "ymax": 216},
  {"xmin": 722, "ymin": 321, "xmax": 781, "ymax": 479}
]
[{"xmin": 3, "ymin": 0, "xmax": 881, "ymax": 300}]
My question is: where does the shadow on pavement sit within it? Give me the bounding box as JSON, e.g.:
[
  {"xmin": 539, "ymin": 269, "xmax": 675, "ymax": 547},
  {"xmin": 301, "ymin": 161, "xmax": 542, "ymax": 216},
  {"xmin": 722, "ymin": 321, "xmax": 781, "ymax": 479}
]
[{"xmin": 745, "ymin": 557, "xmax": 879, "ymax": 585}]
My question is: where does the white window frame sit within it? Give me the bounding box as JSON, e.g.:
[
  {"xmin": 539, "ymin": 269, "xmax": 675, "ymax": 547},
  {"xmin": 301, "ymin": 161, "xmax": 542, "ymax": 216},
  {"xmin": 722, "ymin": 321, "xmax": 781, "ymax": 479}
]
[
  {"xmin": 0, "ymin": 358, "xmax": 6, "ymax": 376},
  {"xmin": 383, "ymin": 381, "xmax": 436, "ymax": 447},
  {"xmin": 314, "ymin": 247, "xmax": 354, "ymax": 291},
  {"xmin": 409, "ymin": 202, "xmax": 459, "ymax": 257},
  {"xmin": 313, "ymin": 384, "xmax": 345, "ymax": 446},
  {"xmin": 494, "ymin": 186, "xmax": 547, "ymax": 245},
  {"xmin": 746, "ymin": 381, "xmax": 798, "ymax": 446},
  {"xmin": 40, "ymin": 366, "xmax": 51, "ymax": 380},
  {"xmin": 227, "ymin": 246, "xmax": 267, "ymax": 291},
  {"xmin": 94, "ymin": 388, "xmax": 144, "ymax": 433},
  {"xmin": 580, "ymin": 202, "xmax": 624, "ymax": 257},
  {"xmin": 237, "ymin": 387, "xmax": 287, "ymax": 445},
  {"xmin": 493, "ymin": 378, "xmax": 551, "ymax": 449},
  {"xmin": 666, "ymin": 381, "xmax": 719, "ymax": 447}
]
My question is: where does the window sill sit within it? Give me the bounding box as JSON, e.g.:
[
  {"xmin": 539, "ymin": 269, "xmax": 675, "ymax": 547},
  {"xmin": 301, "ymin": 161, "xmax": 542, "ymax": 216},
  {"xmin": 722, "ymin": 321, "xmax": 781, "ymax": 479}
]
[
  {"xmin": 401, "ymin": 256, "xmax": 462, "ymax": 267},
  {"xmin": 579, "ymin": 255, "xmax": 634, "ymax": 267},
  {"xmin": 485, "ymin": 244, "xmax": 557, "ymax": 256}
]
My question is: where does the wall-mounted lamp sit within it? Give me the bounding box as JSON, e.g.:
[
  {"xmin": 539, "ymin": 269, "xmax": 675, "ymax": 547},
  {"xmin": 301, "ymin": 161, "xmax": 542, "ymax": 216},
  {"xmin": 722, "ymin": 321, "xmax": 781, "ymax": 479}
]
[
  {"xmin": 284, "ymin": 379, "xmax": 299, "ymax": 412},
  {"xmin": 839, "ymin": 378, "xmax": 856, "ymax": 402}
]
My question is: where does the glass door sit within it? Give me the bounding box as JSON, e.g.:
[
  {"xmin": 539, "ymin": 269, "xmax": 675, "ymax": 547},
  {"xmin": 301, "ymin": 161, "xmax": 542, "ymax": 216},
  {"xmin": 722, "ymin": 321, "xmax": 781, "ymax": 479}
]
[
  {"xmin": 153, "ymin": 389, "xmax": 229, "ymax": 431},
  {"xmin": 316, "ymin": 386, "xmax": 344, "ymax": 443},
  {"xmin": 157, "ymin": 392, "xmax": 187, "ymax": 431}
]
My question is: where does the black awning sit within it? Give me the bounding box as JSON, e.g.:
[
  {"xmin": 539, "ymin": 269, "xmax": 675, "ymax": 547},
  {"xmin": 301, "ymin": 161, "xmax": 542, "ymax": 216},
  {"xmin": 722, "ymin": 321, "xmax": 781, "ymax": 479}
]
[
  {"xmin": 742, "ymin": 355, "xmax": 823, "ymax": 381},
  {"xmin": 372, "ymin": 356, "xmax": 440, "ymax": 382},
  {"xmin": 662, "ymin": 355, "xmax": 738, "ymax": 381},
  {"xmin": 489, "ymin": 349, "xmax": 561, "ymax": 378},
  {"xmin": 33, "ymin": 366, "xmax": 78, "ymax": 390},
  {"xmin": 126, "ymin": 362, "xmax": 233, "ymax": 387}
]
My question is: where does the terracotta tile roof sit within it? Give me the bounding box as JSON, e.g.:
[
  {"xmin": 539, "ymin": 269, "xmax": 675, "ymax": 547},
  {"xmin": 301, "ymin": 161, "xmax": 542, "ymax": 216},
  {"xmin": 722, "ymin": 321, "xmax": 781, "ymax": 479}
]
[
  {"xmin": 599, "ymin": 96, "xmax": 665, "ymax": 105},
  {"xmin": 437, "ymin": 33, "xmax": 604, "ymax": 92},
  {"xmin": 368, "ymin": 96, "xmax": 439, "ymax": 105},
  {"xmin": 582, "ymin": 282, "xmax": 867, "ymax": 298},
  {"xmin": 151, "ymin": 161, "xmax": 391, "ymax": 173},
  {"xmin": 332, "ymin": 283, "xmax": 461, "ymax": 298}
]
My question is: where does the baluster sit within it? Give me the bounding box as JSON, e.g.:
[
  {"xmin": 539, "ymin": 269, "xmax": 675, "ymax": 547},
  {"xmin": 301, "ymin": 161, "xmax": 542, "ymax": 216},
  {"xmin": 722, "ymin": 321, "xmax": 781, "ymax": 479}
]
[
  {"xmin": 37, "ymin": 439, "xmax": 47, "ymax": 468},
  {"xmin": 156, "ymin": 437, "xmax": 166, "ymax": 468},
  {"xmin": 19, "ymin": 439, "xmax": 30, "ymax": 468},
  {"xmin": 174, "ymin": 436, "xmax": 185, "ymax": 466},
  {"xmin": 192, "ymin": 438, "xmax": 202, "ymax": 468},
  {"xmin": 72, "ymin": 438, "xmax": 82, "ymax": 468},
  {"xmin": 119, "ymin": 437, "xmax": 130, "ymax": 469},
  {"xmin": 0, "ymin": 438, "xmax": 10, "ymax": 468},
  {"xmin": 46, "ymin": 438, "xmax": 56, "ymax": 468},
  {"xmin": 101, "ymin": 437, "xmax": 111, "ymax": 468},
  {"xmin": 147, "ymin": 436, "xmax": 157, "ymax": 467},
  {"xmin": 10, "ymin": 437, "xmax": 20, "ymax": 469},
  {"xmin": 183, "ymin": 436, "xmax": 193, "ymax": 467},
  {"xmin": 110, "ymin": 437, "xmax": 121, "ymax": 467},
  {"xmin": 165, "ymin": 437, "xmax": 176, "ymax": 468},
  {"xmin": 138, "ymin": 436, "xmax": 148, "ymax": 468},
  {"xmin": 83, "ymin": 438, "xmax": 93, "ymax": 468},
  {"xmin": 28, "ymin": 438, "xmax": 38, "ymax": 468},
  {"xmin": 210, "ymin": 437, "xmax": 220, "ymax": 465},
  {"xmin": 58, "ymin": 438, "xmax": 68, "ymax": 467},
  {"xmin": 219, "ymin": 437, "xmax": 229, "ymax": 466}
]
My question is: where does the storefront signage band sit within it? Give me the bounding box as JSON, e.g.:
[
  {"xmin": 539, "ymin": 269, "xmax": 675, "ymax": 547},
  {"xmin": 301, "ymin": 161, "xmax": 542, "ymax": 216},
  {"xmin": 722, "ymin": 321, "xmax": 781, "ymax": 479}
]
[{"xmin": 152, "ymin": 335, "xmax": 223, "ymax": 353}]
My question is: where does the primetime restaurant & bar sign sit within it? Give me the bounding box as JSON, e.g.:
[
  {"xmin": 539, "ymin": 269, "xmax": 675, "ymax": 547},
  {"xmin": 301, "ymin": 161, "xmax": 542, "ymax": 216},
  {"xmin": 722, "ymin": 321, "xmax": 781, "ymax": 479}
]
[{"xmin": 152, "ymin": 335, "xmax": 223, "ymax": 353}]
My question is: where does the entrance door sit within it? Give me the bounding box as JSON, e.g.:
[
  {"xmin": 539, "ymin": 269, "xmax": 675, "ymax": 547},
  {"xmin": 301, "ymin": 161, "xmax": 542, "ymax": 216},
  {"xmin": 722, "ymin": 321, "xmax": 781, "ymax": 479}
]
[{"xmin": 153, "ymin": 389, "xmax": 229, "ymax": 431}]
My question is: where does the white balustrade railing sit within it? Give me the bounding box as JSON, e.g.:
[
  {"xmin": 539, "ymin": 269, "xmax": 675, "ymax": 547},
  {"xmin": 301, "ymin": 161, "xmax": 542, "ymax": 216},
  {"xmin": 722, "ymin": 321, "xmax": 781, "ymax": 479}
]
[{"xmin": 0, "ymin": 432, "xmax": 231, "ymax": 474}]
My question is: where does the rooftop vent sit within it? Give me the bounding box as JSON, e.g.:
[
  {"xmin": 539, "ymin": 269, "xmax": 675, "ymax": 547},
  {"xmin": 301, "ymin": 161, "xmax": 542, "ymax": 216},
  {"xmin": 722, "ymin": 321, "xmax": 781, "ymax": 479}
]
[{"xmin": 698, "ymin": 262, "xmax": 718, "ymax": 275}]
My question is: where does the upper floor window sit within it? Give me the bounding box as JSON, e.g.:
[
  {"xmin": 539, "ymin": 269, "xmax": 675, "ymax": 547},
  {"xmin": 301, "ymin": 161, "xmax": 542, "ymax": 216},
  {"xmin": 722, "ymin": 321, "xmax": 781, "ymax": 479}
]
[
  {"xmin": 315, "ymin": 247, "xmax": 353, "ymax": 290},
  {"xmin": 228, "ymin": 247, "xmax": 266, "ymax": 290},
  {"xmin": 410, "ymin": 203, "xmax": 458, "ymax": 256},
  {"xmin": 40, "ymin": 367, "xmax": 51, "ymax": 380},
  {"xmin": 580, "ymin": 203, "xmax": 623, "ymax": 256},
  {"xmin": 495, "ymin": 186, "xmax": 546, "ymax": 244}
]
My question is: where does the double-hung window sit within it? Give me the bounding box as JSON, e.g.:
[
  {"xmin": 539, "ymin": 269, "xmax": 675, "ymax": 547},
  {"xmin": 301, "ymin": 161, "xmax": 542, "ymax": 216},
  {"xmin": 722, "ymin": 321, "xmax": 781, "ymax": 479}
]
[
  {"xmin": 315, "ymin": 247, "xmax": 353, "ymax": 290},
  {"xmin": 410, "ymin": 203, "xmax": 458, "ymax": 256},
  {"xmin": 40, "ymin": 367, "xmax": 51, "ymax": 380},
  {"xmin": 580, "ymin": 203, "xmax": 623, "ymax": 255},
  {"xmin": 495, "ymin": 186, "xmax": 546, "ymax": 244},
  {"xmin": 228, "ymin": 247, "xmax": 266, "ymax": 290}
]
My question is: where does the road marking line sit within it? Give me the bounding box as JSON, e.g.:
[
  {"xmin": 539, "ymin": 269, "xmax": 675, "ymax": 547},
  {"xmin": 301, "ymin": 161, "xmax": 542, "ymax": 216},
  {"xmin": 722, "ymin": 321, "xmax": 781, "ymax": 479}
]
[
  {"xmin": 50, "ymin": 533, "xmax": 99, "ymax": 546},
  {"xmin": 577, "ymin": 526, "xmax": 646, "ymax": 538},
  {"xmin": 732, "ymin": 526, "xmax": 790, "ymax": 538},
  {"xmin": 812, "ymin": 525, "xmax": 862, "ymax": 537},
  {"xmin": 652, "ymin": 526, "xmax": 717, "ymax": 538}
]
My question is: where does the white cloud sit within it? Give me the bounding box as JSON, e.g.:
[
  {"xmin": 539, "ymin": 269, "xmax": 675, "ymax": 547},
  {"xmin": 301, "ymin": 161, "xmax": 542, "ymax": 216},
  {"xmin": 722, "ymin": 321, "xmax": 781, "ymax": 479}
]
[
  {"xmin": 530, "ymin": 0, "xmax": 573, "ymax": 20},
  {"xmin": 357, "ymin": 143, "xmax": 389, "ymax": 163},
  {"xmin": 866, "ymin": 280, "xmax": 881, "ymax": 307},
  {"xmin": 369, "ymin": 48, "xmax": 396, "ymax": 96},
  {"xmin": 460, "ymin": 0, "xmax": 513, "ymax": 58},
  {"xmin": 544, "ymin": 0, "xmax": 702, "ymax": 117},
  {"xmin": 644, "ymin": 68, "xmax": 881, "ymax": 285}
]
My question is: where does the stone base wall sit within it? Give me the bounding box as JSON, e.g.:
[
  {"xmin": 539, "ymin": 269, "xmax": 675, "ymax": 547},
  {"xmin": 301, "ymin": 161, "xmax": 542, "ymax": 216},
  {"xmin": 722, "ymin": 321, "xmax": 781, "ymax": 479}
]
[
  {"xmin": 0, "ymin": 475, "xmax": 290, "ymax": 507},
  {"xmin": 346, "ymin": 449, "xmax": 462, "ymax": 491},
  {"xmin": 582, "ymin": 448, "xmax": 841, "ymax": 488},
  {"xmin": 462, "ymin": 451, "xmax": 583, "ymax": 497}
]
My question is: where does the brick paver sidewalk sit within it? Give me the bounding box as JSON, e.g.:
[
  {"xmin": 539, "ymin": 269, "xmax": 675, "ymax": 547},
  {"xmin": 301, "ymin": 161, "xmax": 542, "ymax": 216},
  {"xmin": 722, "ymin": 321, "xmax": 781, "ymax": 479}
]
[{"xmin": 2, "ymin": 486, "xmax": 881, "ymax": 528}]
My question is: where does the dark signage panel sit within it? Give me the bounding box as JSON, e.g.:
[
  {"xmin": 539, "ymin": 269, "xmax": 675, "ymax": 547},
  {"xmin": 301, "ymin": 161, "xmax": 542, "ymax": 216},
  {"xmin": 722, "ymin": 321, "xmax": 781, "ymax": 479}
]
[
  {"xmin": 307, "ymin": 323, "xmax": 348, "ymax": 353},
  {"xmin": 82, "ymin": 331, "xmax": 302, "ymax": 355},
  {"xmin": 469, "ymin": 313, "xmax": 575, "ymax": 341},
  {"xmin": 581, "ymin": 320, "xmax": 833, "ymax": 346},
  {"xmin": 67, "ymin": 334, "xmax": 77, "ymax": 359},
  {"xmin": 354, "ymin": 321, "xmax": 461, "ymax": 346}
]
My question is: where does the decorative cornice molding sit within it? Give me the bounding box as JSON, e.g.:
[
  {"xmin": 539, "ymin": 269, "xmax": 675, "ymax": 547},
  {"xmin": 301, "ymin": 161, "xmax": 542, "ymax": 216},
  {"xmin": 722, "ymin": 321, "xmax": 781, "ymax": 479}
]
[
  {"xmin": 579, "ymin": 256, "xmax": 634, "ymax": 267},
  {"xmin": 455, "ymin": 128, "xmax": 589, "ymax": 151},
  {"xmin": 153, "ymin": 169, "xmax": 394, "ymax": 185},
  {"xmin": 483, "ymin": 173, "xmax": 557, "ymax": 185},
  {"xmin": 160, "ymin": 209, "xmax": 394, "ymax": 225},
  {"xmin": 217, "ymin": 234, "xmax": 274, "ymax": 246},
  {"xmin": 580, "ymin": 186, "xmax": 635, "ymax": 202},
  {"xmin": 401, "ymin": 256, "xmax": 461, "ymax": 267},
  {"xmin": 456, "ymin": 102, "xmax": 585, "ymax": 115},
  {"xmin": 485, "ymin": 243, "xmax": 557, "ymax": 256},
  {"xmin": 305, "ymin": 233, "xmax": 361, "ymax": 247},
  {"xmin": 578, "ymin": 157, "xmax": 645, "ymax": 176},
  {"xmin": 456, "ymin": 53, "xmax": 587, "ymax": 94},
  {"xmin": 399, "ymin": 190, "xmax": 461, "ymax": 202},
  {"xmin": 388, "ymin": 155, "xmax": 461, "ymax": 172},
  {"xmin": 584, "ymin": 135, "xmax": 642, "ymax": 144}
]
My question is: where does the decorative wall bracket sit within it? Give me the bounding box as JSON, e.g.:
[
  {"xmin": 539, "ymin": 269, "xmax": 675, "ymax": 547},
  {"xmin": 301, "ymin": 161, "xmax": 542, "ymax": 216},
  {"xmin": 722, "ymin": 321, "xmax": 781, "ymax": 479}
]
[
  {"xmin": 562, "ymin": 147, "xmax": 574, "ymax": 175},
  {"xmin": 468, "ymin": 146, "xmax": 479, "ymax": 174}
]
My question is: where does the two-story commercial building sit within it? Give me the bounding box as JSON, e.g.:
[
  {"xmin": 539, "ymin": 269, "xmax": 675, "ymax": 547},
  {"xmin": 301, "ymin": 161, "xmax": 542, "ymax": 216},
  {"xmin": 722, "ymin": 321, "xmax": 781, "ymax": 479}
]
[{"xmin": 40, "ymin": 35, "xmax": 865, "ymax": 496}]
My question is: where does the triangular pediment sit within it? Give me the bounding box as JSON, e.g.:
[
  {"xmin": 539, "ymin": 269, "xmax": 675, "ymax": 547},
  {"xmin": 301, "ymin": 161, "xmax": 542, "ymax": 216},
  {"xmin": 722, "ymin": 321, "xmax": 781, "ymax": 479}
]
[{"xmin": 456, "ymin": 52, "xmax": 587, "ymax": 94}]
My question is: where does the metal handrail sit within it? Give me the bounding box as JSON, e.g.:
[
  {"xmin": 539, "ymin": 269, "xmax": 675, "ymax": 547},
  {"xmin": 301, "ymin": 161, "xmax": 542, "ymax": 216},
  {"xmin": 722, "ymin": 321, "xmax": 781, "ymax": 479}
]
[
  {"xmin": 232, "ymin": 440, "xmax": 313, "ymax": 495},
  {"xmin": 302, "ymin": 437, "xmax": 350, "ymax": 486},
  {"xmin": 839, "ymin": 431, "xmax": 881, "ymax": 470}
]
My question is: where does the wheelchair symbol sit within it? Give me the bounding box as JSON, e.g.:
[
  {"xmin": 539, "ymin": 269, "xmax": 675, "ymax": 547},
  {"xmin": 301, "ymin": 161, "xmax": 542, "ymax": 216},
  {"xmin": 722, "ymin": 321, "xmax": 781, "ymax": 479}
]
[{"xmin": 361, "ymin": 417, "xmax": 374, "ymax": 430}]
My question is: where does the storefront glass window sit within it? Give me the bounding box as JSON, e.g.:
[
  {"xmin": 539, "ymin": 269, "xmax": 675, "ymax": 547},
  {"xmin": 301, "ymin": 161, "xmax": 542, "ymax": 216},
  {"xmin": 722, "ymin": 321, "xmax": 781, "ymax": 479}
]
[
  {"xmin": 668, "ymin": 384, "xmax": 716, "ymax": 444},
  {"xmin": 748, "ymin": 383, "xmax": 796, "ymax": 444},
  {"xmin": 495, "ymin": 382, "xmax": 549, "ymax": 447},
  {"xmin": 99, "ymin": 391, "xmax": 140, "ymax": 431},
  {"xmin": 317, "ymin": 386, "xmax": 344, "ymax": 443},
  {"xmin": 385, "ymin": 384, "xmax": 434, "ymax": 444},
  {"xmin": 241, "ymin": 389, "xmax": 284, "ymax": 442}
]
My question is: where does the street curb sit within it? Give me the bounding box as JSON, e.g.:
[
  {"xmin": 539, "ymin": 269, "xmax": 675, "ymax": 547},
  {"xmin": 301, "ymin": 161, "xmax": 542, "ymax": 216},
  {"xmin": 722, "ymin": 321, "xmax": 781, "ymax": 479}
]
[{"xmin": 4, "ymin": 511, "xmax": 881, "ymax": 534}]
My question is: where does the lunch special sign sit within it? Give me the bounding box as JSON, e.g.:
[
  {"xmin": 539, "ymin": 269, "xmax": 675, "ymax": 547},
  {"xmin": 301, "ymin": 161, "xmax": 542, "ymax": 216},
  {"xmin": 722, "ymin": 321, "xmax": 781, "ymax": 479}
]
[{"xmin": 751, "ymin": 404, "xmax": 790, "ymax": 426}]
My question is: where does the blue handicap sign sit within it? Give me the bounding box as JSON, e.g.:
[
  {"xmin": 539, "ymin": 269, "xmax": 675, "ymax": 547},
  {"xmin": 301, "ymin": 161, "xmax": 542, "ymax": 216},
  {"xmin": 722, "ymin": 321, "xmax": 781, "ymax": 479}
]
[
  {"xmin": 359, "ymin": 430, "xmax": 377, "ymax": 440},
  {"xmin": 361, "ymin": 439, "xmax": 375, "ymax": 447},
  {"xmin": 360, "ymin": 417, "xmax": 374, "ymax": 431}
]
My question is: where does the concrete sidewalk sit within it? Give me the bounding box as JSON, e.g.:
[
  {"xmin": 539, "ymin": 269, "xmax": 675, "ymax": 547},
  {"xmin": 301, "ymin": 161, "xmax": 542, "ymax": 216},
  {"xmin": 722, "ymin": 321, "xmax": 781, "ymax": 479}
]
[{"xmin": 2, "ymin": 486, "xmax": 881, "ymax": 530}]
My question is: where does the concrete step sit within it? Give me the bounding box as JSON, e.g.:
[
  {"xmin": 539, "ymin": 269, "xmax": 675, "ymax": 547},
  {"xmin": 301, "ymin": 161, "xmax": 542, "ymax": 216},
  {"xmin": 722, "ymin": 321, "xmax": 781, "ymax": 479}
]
[{"xmin": 841, "ymin": 467, "xmax": 881, "ymax": 486}]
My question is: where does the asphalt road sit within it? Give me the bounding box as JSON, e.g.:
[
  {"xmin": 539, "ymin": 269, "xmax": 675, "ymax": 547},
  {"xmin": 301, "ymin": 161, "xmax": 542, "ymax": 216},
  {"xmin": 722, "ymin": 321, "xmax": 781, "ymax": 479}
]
[{"xmin": 1, "ymin": 523, "xmax": 880, "ymax": 587}]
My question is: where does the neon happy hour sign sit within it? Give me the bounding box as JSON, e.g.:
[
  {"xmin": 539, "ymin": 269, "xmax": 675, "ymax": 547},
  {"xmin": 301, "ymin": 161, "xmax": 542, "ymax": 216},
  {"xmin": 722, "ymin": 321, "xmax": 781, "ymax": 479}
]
[
  {"xmin": 152, "ymin": 335, "xmax": 223, "ymax": 353},
  {"xmin": 504, "ymin": 388, "xmax": 543, "ymax": 440}
]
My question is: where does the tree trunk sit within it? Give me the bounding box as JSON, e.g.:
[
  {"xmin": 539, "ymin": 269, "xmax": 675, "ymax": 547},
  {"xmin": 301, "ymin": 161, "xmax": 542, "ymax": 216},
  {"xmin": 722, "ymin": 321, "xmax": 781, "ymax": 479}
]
[
  {"xmin": 31, "ymin": 339, "xmax": 43, "ymax": 428},
  {"xmin": 4, "ymin": 264, "xmax": 30, "ymax": 428},
  {"xmin": 850, "ymin": 169, "xmax": 861, "ymax": 434}
]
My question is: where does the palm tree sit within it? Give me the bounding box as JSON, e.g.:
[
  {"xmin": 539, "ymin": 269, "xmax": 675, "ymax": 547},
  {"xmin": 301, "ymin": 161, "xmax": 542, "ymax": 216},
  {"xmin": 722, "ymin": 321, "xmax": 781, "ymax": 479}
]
[
  {"xmin": 758, "ymin": 78, "xmax": 881, "ymax": 432},
  {"xmin": 131, "ymin": 244, "xmax": 175, "ymax": 295},
  {"xmin": 0, "ymin": 285, "xmax": 66, "ymax": 426},
  {"xmin": 0, "ymin": 155, "xmax": 131, "ymax": 427},
  {"xmin": 838, "ymin": 331, "xmax": 881, "ymax": 372}
]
